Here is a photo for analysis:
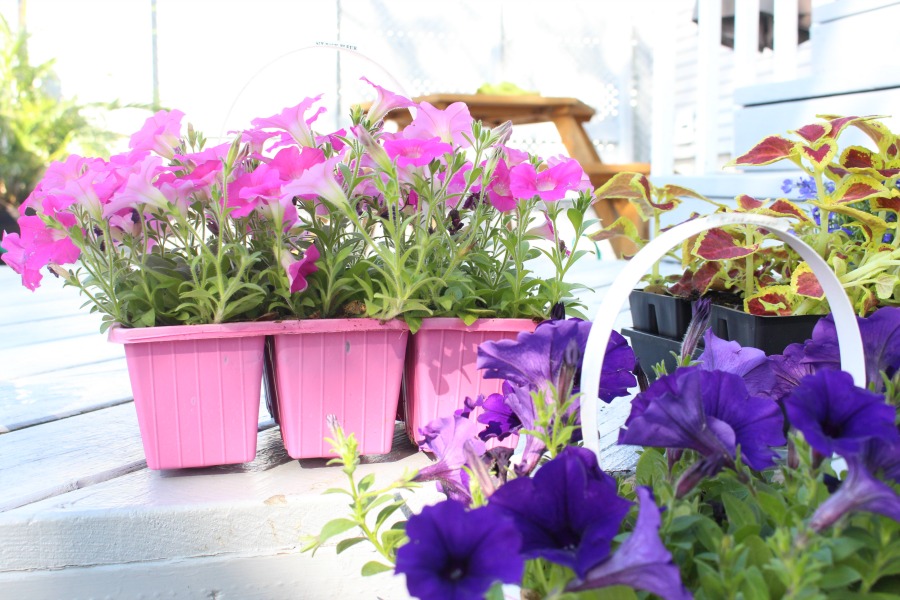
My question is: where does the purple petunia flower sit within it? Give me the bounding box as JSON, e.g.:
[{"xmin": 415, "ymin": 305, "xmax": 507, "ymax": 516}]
[
  {"xmin": 784, "ymin": 370, "xmax": 899, "ymax": 458},
  {"xmin": 773, "ymin": 307, "xmax": 900, "ymax": 396},
  {"xmin": 476, "ymin": 386, "xmax": 522, "ymax": 442},
  {"xmin": 396, "ymin": 500, "xmax": 524, "ymax": 600},
  {"xmin": 414, "ymin": 415, "xmax": 487, "ymax": 502},
  {"xmin": 620, "ymin": 367, "xmax": 785, "ymax": 492},
  {"xmin": 810, "ymin": 454, "xmax": 900, "ymax": 532},
  {"xmin": 569, "ymin": 487, "xmax": 693, "ymax": 600},
  {"xmin": 697, "ymin": 330, "xmax": 775, "ymax": 398},
  {"xmin": 477, "ymin": 318, "xmax": 636, "ymax": 402},
  {"xmin": 488, "ymin": 446, "xmax": 631, "ymax": 578}
]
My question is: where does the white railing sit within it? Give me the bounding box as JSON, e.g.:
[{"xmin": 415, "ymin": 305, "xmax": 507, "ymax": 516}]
[{"xmin": 651, "ymin": 0, "xmax": 803, "ymax": 177}]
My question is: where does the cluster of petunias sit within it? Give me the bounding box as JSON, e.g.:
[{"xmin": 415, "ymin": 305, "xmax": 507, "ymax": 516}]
[
  {"xmin": 365, "ymin": 307, "xmax": 900, "ymax": 599},
  {"xmin": 1, "ymin": 78, "xmax": 595, "ymax": 329}
]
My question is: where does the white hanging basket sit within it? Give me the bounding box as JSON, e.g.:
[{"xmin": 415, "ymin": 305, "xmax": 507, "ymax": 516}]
[{"xmin": 579, "ymin": 213, "xmax": 867, "ymax": 461}]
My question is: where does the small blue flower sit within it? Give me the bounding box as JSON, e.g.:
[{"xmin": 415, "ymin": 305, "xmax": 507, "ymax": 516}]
[{"xmin": 396, "ymin": 500, "xmax": 524, "ymax": 600}]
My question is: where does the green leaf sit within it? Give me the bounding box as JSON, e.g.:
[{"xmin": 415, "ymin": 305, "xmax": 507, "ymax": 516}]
[
  {"xmin": 380, "ymin": 528, "xmax": 406, "ymax": 551},
  {"xmin": 375, "ymin": 502, "xmax": 405, "ymax": 530},
  {"xmin": 360, "ymin": 561, "xmax": 393, "ymax": 576},
  {"xmin": 335, "ymin": 537, "xmax": 367, "ymax": 554},
  {"xmin": 820, "ymin": 565, "xmax": 862, "ymax": 589},
  {"xmin": 316, "ymin": 518, "xmax": 358, "ymax": 543},
  {"xmin": 634, "ymin": 448, "xmax": 667, "ymax": 487},
  {"xmin": 739, "ymin": 567, "xmax": 770, "ymax": 600},
  {"xmin": 358, "ymin": 473, "xmax": 376, "ymax": 493}
]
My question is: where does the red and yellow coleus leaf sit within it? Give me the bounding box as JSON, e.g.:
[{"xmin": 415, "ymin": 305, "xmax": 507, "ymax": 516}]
[
  {"xmin": 819, "ymin": 115, "xmax": 863, "ymax": 139},
  {"xmin": 793, "ymin": 122, "xmax": 831, "ymax": 143},
  {"xmin": 841, "ymin": 145, "xmax": 876, "ymax": 169},
  {"xmin": 854, "ymin": 287, "xmax": 879, "ymax": 316},
  {"xmin": 736, "ymin": 194, "xmax": 765, "ymax": 211},
  {"xmin": 744, "ymin": 285, "xmax": 797, "ymax": 316},
  {"xmin": 790, "ymin": 262, "xmax": 824, "ymax": 299},
  {"xmin": 732, "ymin": 135, "xmax": 796, "ymax": 166},
  {"xmin": 800, "ymin": 141, "xmax": 837, "ymax": 170},
  {"xmin": 870, "ymin": 190, "xmax": 900, "ymax": 214},
  {"xmin": 693, "ymin": 228, "xmax": 759, "ymax": 260},
  {"xmin": 759, "ymin": 199, "xmax": 812, "ymax": 222},
  {"xmin": 588, "ymin": 215, "xmax": 643, "ymax": 245},
  {"xmin": 667, "ymin": 262, "xmax": 723, "ymax": 299},
  {"xmin": 831, "ymin": 175, "xmax": 886, "ymax": 204},
  {"xmin": 594, "ymin": 173, "xmax": 656, "ymax": 221}
]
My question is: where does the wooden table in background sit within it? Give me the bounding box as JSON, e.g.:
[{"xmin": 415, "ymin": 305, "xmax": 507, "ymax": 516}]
[{"xmin": 384, "ymin": 93, "xmax": 651, "ymax": 257}]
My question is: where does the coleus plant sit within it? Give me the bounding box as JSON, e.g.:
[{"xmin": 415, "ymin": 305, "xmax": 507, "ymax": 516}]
[{"xmin": 723, "ymin": 114, "xmax": 900, "ymax": 316}]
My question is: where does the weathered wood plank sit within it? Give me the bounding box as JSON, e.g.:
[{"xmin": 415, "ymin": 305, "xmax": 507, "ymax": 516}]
[
  {"xmin": 0, "ymin": 361, "xmax": 133, "ymax": 433},
  {"xmin": 0, "ymin": 549, "xmax": 413, "ymax": 600},
  {"xmin": 0, "ymin": 403, "xmax": 147, "ymax": 512},
  {"xmin": 0, "ymin": 333, "xmax": 124, "ymax": 380},
  {"xmin": 0, "ymin": 311, "xmax": 104, "ymax": 350},
  {"xmin": 0, "ymin": 426, "xmax": 428, "ymax": 570}
]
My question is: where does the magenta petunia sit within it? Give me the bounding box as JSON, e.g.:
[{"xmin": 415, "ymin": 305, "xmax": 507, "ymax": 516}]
[
  {"xmin": 129, "ymin": 109, "xmax": 184, "ymax": 159},
  {"xmin": 285, "ymin": 244, "xmax": 319, "ymax": 294},
  {"xmin": 404, "ymin": 101, "xmax": 474, "ymax": 148},
  {"xmin": 384, "ymin": 136, "xmax": 452, "ymax": 168},
  {"xmin": 486, "ymin": 159, "xmax": 516, "ymax": 212},
  {"xmin": 509, "ymin": 158, "xmax": 585, "ymax": 202},
  {"xmin": 103, "ymin": 155, "xmax": 174, "ymax": 217},
  {"xmin": 1, "ymin": 215, "xmax": 81, "ymax": 290}
]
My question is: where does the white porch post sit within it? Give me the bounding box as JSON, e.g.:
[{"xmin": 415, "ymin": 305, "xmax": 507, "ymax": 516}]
[
  {"xmin": 695, "ymin": 0, "xmax": 722, "ymax": 175},
  {"xmin": 650, "ymin": 1, "xmax": 676, "ymax": 176},
  {"xmin": 774, "ymin": 0, "xmax": 800, "ymax": 81},
  {"xmin": 733, "ymin": 0, "xmax": 761, "ymax": 87}
]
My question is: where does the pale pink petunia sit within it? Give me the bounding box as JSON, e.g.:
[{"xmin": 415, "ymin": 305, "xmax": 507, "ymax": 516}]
[
  {"xmin": 129, "ymin": 109, "xmax": 185, "ymax": 159},
  {"xmin": 403, "ymin": 101, "xmax": 473, "ymax": 148},
  {"xmin": 438, "ymin": 162, "xmax": 481, "ymax": 208},
  {"xmin": 384, "ymin": 136, "xmax": 452, "ymax": 168},
  {"xmin": 361, "ymin": 77, "xmax": 413, "ymax": 123},
  {"xmin": 509, "ymin": 158, "xmax": 585, "ymax": 202},
  {"xmin": 502, "ymin": 146, "xmax": 530, "ymax": 168},
  {"xmin": 1, "ymin": 215, "xmax": 81, "ymax": 290},
  {"xmin": 487, "ymin": 160, "xmax": 516, "ymax": 212},
  {"xmin": 525, "ymin": 212, "xmax": 556, "ymax": 241},
  {"xmin": 103, "ymin": 155, "xmax": 175, "ymax": 216},
  {"xmin": 281, "ymin": 156, "xmax": 348, "ymax": 207},
  {"xmin": 353, "ymin": 125, "xmax": 393, "ymax": 172},
  {"xmin": 316, "ymin": 128, "xmax": 347, "ymax": 152},
  {"xmin": 251, "ymin": 96, "xmax": 326, "ymax": 148},
  {"xmin": 241, "ymin": 128, "xmax": 280, "ymax": 159}
]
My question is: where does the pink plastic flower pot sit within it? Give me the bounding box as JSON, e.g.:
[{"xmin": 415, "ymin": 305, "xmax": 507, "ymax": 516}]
[
  {"xmin": 108, "ymin": 323, "xmax": 267, "ymax": 470},
  {"xmin": 403, "ymin": 318, "xmax": 537, "ymax": 444},
  {"xmin": 270, "ymin": 319, "xmax": 409, "ymax": 459}
]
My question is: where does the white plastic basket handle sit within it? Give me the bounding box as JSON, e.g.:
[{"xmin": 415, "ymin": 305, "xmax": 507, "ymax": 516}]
[{"xmin": 579, "ymin": 213, "xmax": 867, "ymax": 460}]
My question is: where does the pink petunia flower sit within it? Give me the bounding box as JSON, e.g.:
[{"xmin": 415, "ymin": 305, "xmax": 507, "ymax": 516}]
[
  {"xmin": 546, "ymin": 155, "xmax": 591, "ymax": 192},
  {"xmin": 487, "ymin": 160, "xmax": 516, "ymax": 212},
  {"xmin": 509, "ymin": 158, "xmax": 585, "ymax": 202},
  {"xmin": 1, "ymin": 215, "xmax": 81, "ymax": 290},
  {"xmin": 282, "ymin": 244, "xmax": 320, "ymax": 294},
  {"xmin": 251, "ymin": 96, "xmax": 326, "ymax": 148},
  {"xmin": 129, "ymin": 109, "xmax": 185, "ymax": 159},
  {"xmin": 384, "ymin": 136, "xmax": 452, "ymax": 168},
  {"xmin": 404, "ymin": 101, "xmax": 473, "ymax": 148},
  {"xmin": 103, "ymin": 155, "xmax": 176, "ymax": 217},
  {"xmin": 281, "ymin": 156, "xmax": 348, "ymax": 207},
  {"xmin": 361, "ymin": 77, "xmax": 413, "ymax": 123}
]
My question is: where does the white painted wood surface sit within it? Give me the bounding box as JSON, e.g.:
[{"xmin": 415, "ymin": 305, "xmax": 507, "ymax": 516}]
[{"xmin": 0, "ymin": 254, "xmax": 634, "ymax": 598}]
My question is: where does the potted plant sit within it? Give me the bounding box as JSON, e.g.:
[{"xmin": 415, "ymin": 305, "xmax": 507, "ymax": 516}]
[
  {"xmin": 336, "ymin": 84, "xmax": 603, "ymax": 445},
  {"xmin": 596, "ymin": 115, "xmax": 900, "ymax": 360},
  {"xmin": 1, "ymin": 111, "xmax": 274, "ymax": 469},
  {"xmin": 303, "ymin": 300, "xmax": 900, "ymax": 598}
]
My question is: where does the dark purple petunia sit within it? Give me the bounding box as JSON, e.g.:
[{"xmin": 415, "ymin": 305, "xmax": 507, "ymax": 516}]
[
  {"xmin": 810, "ymin": 454, "xmax": 900, "ymax": 532},
  {"xmin": 488, "ymin": 446, "xmax": 631, "ymax": 577},
  {"xmin": 859, "ymin": 437, "xmax": 900, "ymax": 484},
  {"xmin": 396, "ymin": 500, "xmax": 524, "ymax": 600},
  {"xmin": 779, "ymin": 307, "xmax": 900, "ymax": 394},
  {"xmin": 477, "ymin": 318, "xmax": 636, "ymax": 402},
  {"xmin": 569, "ymin": 487, "xmax": 693, "ymax": 600},
  {"xmin": 784, "ymin": 370, "xmax": 900, "ymax": 458},
  {"xmin": 769, "ymin": 342, "xmax": 820, "ymax": 403},
  {"xmin": 414, "ymin": 415, "xmax": 487, "ymax": 502},
  {"xmin": 620, "ymin": 367, "xmax": 785, "ymax": 488},
  {"xmin": 476, "ymin": 386, "xmax": 522, "ymax": 441},
  {"xmin": 697, "ymin": 330, "xmax": 775, "ymax": 398}
]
